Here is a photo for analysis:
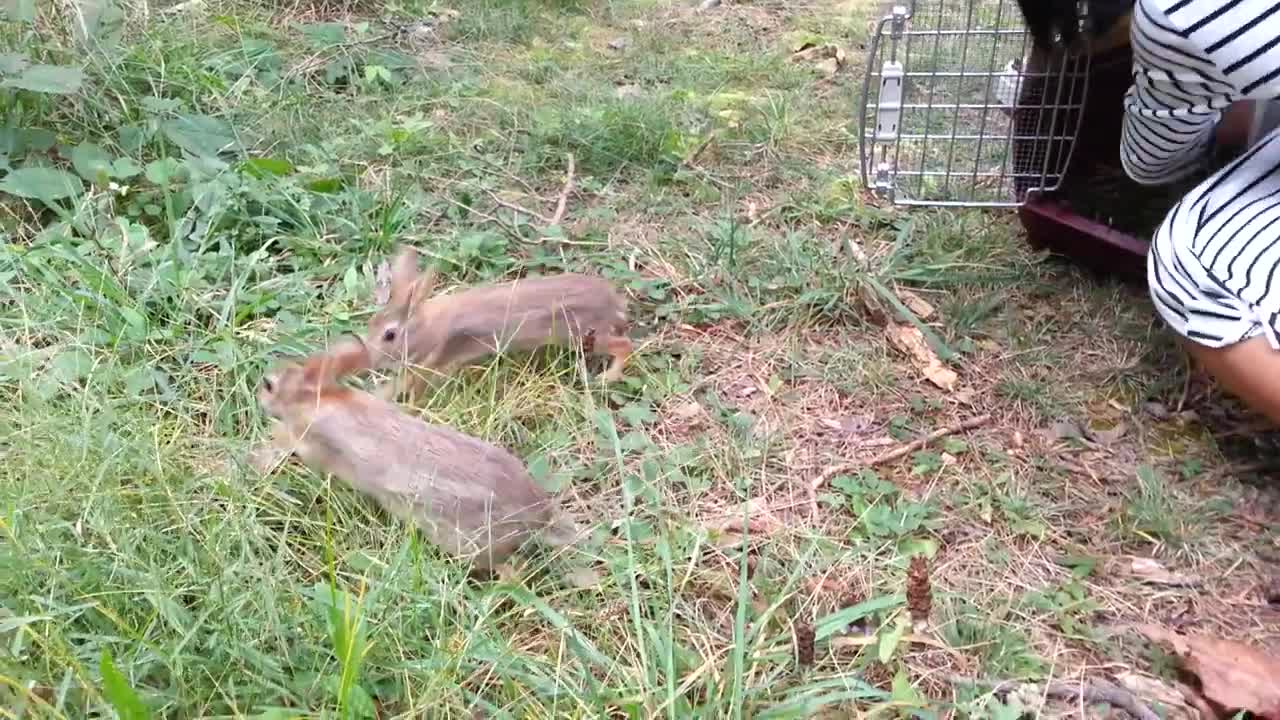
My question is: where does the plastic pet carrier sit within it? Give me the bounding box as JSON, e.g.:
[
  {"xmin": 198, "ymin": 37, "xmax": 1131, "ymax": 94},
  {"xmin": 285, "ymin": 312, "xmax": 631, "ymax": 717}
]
[{"xmin": 858, "ymin": 0, "xmax": 1163, "ymax": 280}]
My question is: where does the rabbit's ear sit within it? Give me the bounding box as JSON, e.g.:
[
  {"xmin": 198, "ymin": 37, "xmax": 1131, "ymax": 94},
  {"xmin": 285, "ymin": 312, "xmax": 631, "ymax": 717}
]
[
  {"xmin": 326, "ymin": 336, "xmax": 371, "ymax": 379},
  {"xmin": 388, "ymin": 245, "xmax": 421, "ymax": 308},
  {"xmin": 299, "ymin": 337, "xmax": 368, "ymax": 388},
  {"xmin": 408, "ymin": 266, "xmax": 439, "ymax": 308}
]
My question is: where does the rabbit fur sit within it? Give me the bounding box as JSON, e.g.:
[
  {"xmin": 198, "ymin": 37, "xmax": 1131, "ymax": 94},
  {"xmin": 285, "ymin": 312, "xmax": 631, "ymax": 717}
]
[
  {"xmin": 365, "ymin": 245, "xmax": 632, "ymax": 401},
  {"xmin": 252, "ymin": 335, "xmax": 579, "ymax": 570}
]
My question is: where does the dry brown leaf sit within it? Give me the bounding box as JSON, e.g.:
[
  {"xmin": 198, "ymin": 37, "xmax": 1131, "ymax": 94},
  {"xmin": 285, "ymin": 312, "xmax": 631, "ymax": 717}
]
[
  {"xmin": 899, "ymin": 289, "xmax": 936, "ymax": 320},
  {"xmin": 1138, "ymin": 625, "xmax": 1280, "ymax": 719},
  {"xmin": 815, "ymin": 57, "xmax": 840, "ymax": 77},
  {"xmin": 1114, "ymin": 672, "xmax": 1199, "ymax": 720},
  {"xmin": 705, "ymin": 498, "xmax": 782, "ymax": 536},
  {"xmin": 817, "ymin": 414, "xmax": 875, "ymax": 435},
  {"xmin": 1127, "ymin": 557, "xmax": 1200, "ymax": 588},
  {"xmin": 804, "ymin": 575, "xmax": 844, "ymax": 594},
  {"xmin": 884, "ymin": 323, "xmax": 957, "ymax": 391},
  {"xmin": 791, "ymin": 44, "xmax": 847, "ymax": 76}
]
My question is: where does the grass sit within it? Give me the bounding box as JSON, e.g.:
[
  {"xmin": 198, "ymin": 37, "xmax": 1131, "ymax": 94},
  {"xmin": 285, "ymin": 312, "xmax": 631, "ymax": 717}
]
[{"xmin": 2, "ymin": 0, "xmax": 1279, "ymax": 717}]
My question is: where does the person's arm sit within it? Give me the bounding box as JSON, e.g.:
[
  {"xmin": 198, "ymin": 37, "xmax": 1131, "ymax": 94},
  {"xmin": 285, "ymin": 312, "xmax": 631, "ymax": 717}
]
[
  {"xmin": 1119, "ymin": 3, "xmax": 1227, "ymax": 185},
  {"xmin": 1121, "ymin": 0, "xmax": 1280, "ymax": 185}
]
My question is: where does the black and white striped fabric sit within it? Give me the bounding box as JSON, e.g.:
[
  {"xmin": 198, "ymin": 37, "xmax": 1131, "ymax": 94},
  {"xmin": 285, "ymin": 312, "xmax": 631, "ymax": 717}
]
[{"xmin": 1122, "ymin": 0, "xmax": 1280, "ymax": 348}]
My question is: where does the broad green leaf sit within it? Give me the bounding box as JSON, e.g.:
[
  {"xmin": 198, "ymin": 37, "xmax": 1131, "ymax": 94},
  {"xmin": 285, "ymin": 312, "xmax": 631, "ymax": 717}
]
[
  {"xmin": 99, "ymin": 651, "xmax": 151, "ymax": 720},
  {"xmin": 366, "ymin": 49, "xmax": 417, "ymax": 70},
  {"xmin": 23, "ymin": 128, "xmax": 55, "ymax": 152},
  {"xmin": 306, "ymin": 177, "xmax": 344, "ymax": 193},
  {"xmin": 70, "ymin": 142, "xmax": 114, "ymax": 183},
  {"xmin": 1, "ymin": 0, "xmax": 35, "ymax": 23},
  {"xmin": 160, "ymin": 114, "xmax": 236, "ymax": 157},
  {"xmin": 299, "ymin": 22, "xmax": 347, "ymax": 48},
  {"xmin": 889, "ymin": 665, "xmax": 926, "ymax": 707},
  {"xmin": 0, "ymin": 52, "xmax": 29, "ymax": 74},
  {"xmin": 140, "ymin": 96, "xmax": 181, "ymax": 115},
  {"xmin": 118, "ymin": 125, "xmax": 148, "ymax": 152},
  {"xmin": 323, "ymin": 57, "xmax": 354, "ymax": 84},
  {"xmin": 0, "ymin": 167, "xmax": 85, "ymax": 201},
  {"xmin": 144, "ymin": 158, "xmax": 183, "ymax": 185},
  {"xmin": 815, "ymin": 594, "xmax": 905, "ymax": 640},
  {"xmin": 2, "ymin": 64, "xmax": 84, "ymax": 94},
  {"xmin": 70, "ymin": 0, "xmax": 125, "ymax": 47},
  {"xmin": 0, "ymin": 127, "xmax": 55, "ymax": 156},
  {"xmin": 241, "ymin": 156, "xmax": 293, "ymax": 177},
  {"xmin": 111, "ymin": 157, "xmax": 142, "ymax": 179},
  {"xmin": 618, "ymin": 402, "xmax": 657, "ymax": 427},
  {"xmin": 876, "ymin": 616, "xmax": 909, "ymax": 664},
  {"xmin": 363, "ymin": 65, "xmax": 393, "ymax": 84}
]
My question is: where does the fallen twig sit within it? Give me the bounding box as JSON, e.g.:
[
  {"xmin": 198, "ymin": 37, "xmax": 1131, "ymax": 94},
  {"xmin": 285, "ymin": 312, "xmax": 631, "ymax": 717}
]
[
  {"xmin": 946, "ymin": 675, "xmax": 1160, "ymax": 720},
  {"xmin": 683, "ymin": 134, "xmax": 716, "ymax": 169},
  {"xmin": 485, "ymin": 190, "xmax": 552, "ymax": 224},
  {"xmin": 482, "ymin": 153, "xmax": 575, "ymax": 232},
  {"xmin": 549, "ymin": 153, "xmax": 575, "ymax": 226},
  {"xmin": 811, "ymin": 414, "xmax": 992, "ymax": 490},
  {"xmin": 831, "ymin": 634, "xmax": 951, "ymax": 652}
]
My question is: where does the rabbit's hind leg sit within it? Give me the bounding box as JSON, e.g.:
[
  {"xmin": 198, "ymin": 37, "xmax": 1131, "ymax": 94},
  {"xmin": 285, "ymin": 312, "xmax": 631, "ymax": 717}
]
[{"xmin": 599, "ymin": 333, "xmax": 633, "ymax": 383}]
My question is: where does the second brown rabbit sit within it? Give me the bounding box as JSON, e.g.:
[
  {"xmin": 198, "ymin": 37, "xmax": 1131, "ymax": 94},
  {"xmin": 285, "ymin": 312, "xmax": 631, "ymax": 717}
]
[
  {"xmin": 366, "ymin": 245, "xmax": 633, "ymax": 401},
  {"xmin": 251, "ymin": 335, "xmax": 578, "ymax": 571}
]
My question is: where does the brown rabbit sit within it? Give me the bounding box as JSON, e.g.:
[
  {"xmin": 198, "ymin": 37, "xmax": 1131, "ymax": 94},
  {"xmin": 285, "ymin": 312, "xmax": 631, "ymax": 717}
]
[
  {"xmin": 251, "ymin": 335, "xmax": 578, "ymax": 571},
  {"xmin": 365, "ymin": 245, "xmax": 632, "ymax": 401}
]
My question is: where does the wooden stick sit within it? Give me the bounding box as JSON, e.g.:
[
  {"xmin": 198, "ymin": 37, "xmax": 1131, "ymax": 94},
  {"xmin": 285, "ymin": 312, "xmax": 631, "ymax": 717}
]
[
  {"xmin": 549, "ymin": 153, "xmax": 575, "ymax": 226},
  {"xmin": 946, "ymin": 675, "xmax": 1160, "ymax": 720},
  {"xmin": 485, "ymin": 190, "xmax": 551, "ymax": 224},
  {"xmin": 811, "ymin": 414, "xmax": 992, "ymax": 490}
]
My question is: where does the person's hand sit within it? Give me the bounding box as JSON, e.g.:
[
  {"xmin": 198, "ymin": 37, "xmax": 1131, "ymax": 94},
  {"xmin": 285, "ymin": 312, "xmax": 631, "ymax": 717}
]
[{"xmin": 1216, "ymin": 99, "xmax": 1256, "ymax": 151}]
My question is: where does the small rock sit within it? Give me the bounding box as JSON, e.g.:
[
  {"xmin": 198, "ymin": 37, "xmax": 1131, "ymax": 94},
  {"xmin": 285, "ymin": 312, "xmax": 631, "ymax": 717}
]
[
  {"xmin": 815, "ymin": 57, "xmax": 840, "ymax": 76},
  {"xmin": 1047, "ymin": 418, "xmax": 1084, "ymax": 441},
  {"xmin": 615, "ymin": 84, "xmax": 643, "ymax": 99},
  {"xmin": 607, "ymin": 37, "xmax": 629, "ymax": 51},
  {"xmin": 697, "ymin": 0, "xmax": 721, "ymax": 10}
]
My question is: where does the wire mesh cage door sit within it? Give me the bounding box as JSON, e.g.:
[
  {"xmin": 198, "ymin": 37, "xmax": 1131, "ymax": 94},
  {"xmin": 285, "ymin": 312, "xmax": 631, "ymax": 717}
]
[{"xmin": 859, "ymin": 0, "xmax": 1092, "ymax": 207}]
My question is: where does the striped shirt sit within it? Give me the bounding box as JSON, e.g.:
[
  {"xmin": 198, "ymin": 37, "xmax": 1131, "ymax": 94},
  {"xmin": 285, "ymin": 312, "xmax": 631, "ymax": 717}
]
[{"xmin": 1127, "ymin": 0, "xmax": 1280, "ymax": 348}]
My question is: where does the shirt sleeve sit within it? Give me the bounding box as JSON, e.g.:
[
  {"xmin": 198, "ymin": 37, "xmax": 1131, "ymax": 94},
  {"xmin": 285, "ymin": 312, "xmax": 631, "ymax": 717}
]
[
  {"xmin": 1120, "ymin": 0, "xmax": 1280, "ymax": 186},
  {"xmin": 1120, "ymin": 3, "xmax": 1225, "ymax": 186}
]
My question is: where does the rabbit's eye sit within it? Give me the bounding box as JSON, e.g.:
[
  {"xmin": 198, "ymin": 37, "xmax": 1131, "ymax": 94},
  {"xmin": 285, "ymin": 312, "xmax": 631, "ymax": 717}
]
[
  {"xmin": 382, "ymin": 328, "xmax": 398, "ymax": 343},
  {"xmin": 262, "ymin": 377, "xmax": 275, "ymax": 393}
]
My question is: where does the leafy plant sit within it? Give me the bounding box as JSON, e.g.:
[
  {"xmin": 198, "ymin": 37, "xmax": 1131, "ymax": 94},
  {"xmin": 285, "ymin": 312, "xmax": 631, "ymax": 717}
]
[
  {"xmin": 311, "ymin": 581, "xmax": 375, "ymax": 720},
  {"xmin": 99, "ymin": 651, "xmax": 151, "ymax": 719},
  {"xmin": 830, "ymin": 470, "xmax": 939, "ymax": 543}
]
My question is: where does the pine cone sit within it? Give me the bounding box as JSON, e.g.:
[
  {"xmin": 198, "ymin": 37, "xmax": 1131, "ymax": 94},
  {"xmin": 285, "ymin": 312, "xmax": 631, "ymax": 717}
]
[
  {"xmin": 906, "ymin": 555, "xmax": 932, "ymax": 628},
  {"xmin": 795, "ymin": 621, "xmax": 815, "ymax": 668}
]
